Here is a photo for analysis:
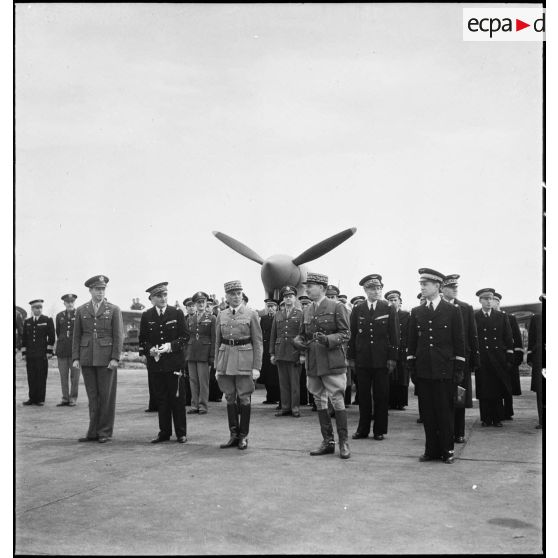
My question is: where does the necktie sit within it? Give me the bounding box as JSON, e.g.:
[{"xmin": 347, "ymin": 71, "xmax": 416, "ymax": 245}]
[
  {"xmin": 428, "ymin": 302, "xmax": 434, "ymax": 312},
  {"xmin": 94, "ymin": 303, "xmax": 99, "ymax": 314},
  {"xmin": 232, "ymin": 309, "xmax": 236, "ymax": 315}
]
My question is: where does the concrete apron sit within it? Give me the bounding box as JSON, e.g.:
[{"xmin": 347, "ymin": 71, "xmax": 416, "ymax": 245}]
[{"xmin": 15, "ymin": 365, "xmax": 542, "ymax": 555}]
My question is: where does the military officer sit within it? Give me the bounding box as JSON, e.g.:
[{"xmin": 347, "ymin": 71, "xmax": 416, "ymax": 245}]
[
  {"xmin": 385, "ymin": 290, "xmax": 410, "ymax": 411},
  {"xmin": 325, "ymin": 284, "xmax": 340, "ymax": 301},
  {"xmin": 182, "ymin": 297, "xmax": 196, "ymax": 407},
  {"xmin": 474, "ymin": 288, "xmax": 514, "ymax": 427},
  {"xmin": 72, "ymin": 275, "xmax": 123, "ymax": 443},
  {"xmin": 21, "ymin": 300, "xmax": 55, "ymax": 406},
  {"xmin": 493, "ymin": 292, "xmax": 524, "ymax": 420},
  {"xmin": 295, "ymin": 272, "xmax": 351, "ymax": 459},
  {"xmin": 407, "ymin": 269, "xmax": 465, "ymax": 464},
  {"xmin": 347, "ymin": 275, "xmax": 399, "ymax": 441},
  {"xmin": 139, "ymin": 282, "xmax": 188, "ymax": 443},
  {"xmin": 215, "ymin": 280, "xmax": 263, "ymax": 450},
  {"xmin": 299, "ymin": 295, "xmax": 311, "ymax": 309},
  {"xmin": 260, "ymin": 298, "xmax": 281, "ymax": 406},
  {"xmin": 440, "ymin": 275, "xmax": 480, "ymax": 444},
  {"xmin": 270, "ymin": 286, "xmax": 304, "ymax": 417},
  {"xmin": 186, "ymin": 291, "xmax": 216, "ymax": 415},
  {"xmin": 297, "ymin": 295, "xmax": 312, "ymax": 407},
  {"xmin": 350, "ymin": 296, "xmax": 365, "ymax": 308},
  {"xmin": 55, "ymin": 294, "xmax": 80, "ymax": 406},
  {"xmin": 527, "ymin": 294, "xmax": 544, "ymax": 429},
  {"xmin": 15, "ymin": 308, "xmax": 25, "ymax": 353}
]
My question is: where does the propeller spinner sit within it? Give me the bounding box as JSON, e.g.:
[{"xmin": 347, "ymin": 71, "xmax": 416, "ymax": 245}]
[{"xmin": 212, "ymin": 228, "xmax": 357, "ymax": 299}]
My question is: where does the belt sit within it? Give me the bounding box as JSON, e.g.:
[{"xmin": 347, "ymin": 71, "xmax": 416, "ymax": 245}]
[{"xmin": 222, "ymin": 338, "xmax": 251, "ymax": 347}]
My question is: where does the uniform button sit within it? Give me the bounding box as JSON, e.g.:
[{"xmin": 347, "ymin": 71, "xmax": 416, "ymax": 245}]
[
  {"xmin": 484, "ymin": 337, "xmax": 487, "ymax": 340},
  {"xmin": 429, "ymin": 336, "xmax": 433, "ymax": 339},
  {"xmin": 429, "ymin": 329, "xmax": 432, "ymax": 332},
  {"xmin": 485, "ymin": 346, "xmax": 489, "ymax": 349},
  {"xmin": 494, "ymin": 337, "xmax": 497, "ymax": 340},
  {"xmin": 429, "ymin": 344, "xmax": 433, "ymax": 347}
]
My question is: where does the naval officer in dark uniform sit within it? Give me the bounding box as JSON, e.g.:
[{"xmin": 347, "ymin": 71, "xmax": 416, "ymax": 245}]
[
  {"xmin": 348, "ymin": 275, "xmax": 399, "ymax": 441},
  {"xmin": 139, "ymin": 282, "xmax": 188, "ymax": 443},
  {"xmin": 407, "ymin": 269, "xmax": 465, "ymax": 464},
  {"xmin": 21, "ymin": 299, "xmax": 55, "ymax": 406},
  {"xmin": 72, "ymin": 275, "xmax": 123, "ymax": 443},
  {"xmin": 474, "ymin": 288, "xmax": 514, "ymax": 428},
  {"xmin": 493, "ymin": 292, "xmax": 524, "ymax": 420},
  {"xmin": 527, "ymin": 294, "xmax": 544, "ymax": 429},
  {"xmin": 55, "ymin": 294, "xmax": 80, "ymax": 406},
  {"xmin": 440, "ymin": 275, "xmax": 480, "ymax": 444}
]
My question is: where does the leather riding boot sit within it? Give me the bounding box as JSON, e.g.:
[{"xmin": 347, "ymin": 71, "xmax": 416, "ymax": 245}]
[
  {"xmin": 220, "ymin": 404, "xmax": 240, "ymax": 448},
  {"xmin": 335, "ymin": 409, "xmax": 351, "ymax": 459},
  {"xmin": 310, "ymin": 409, "xmax": 335, "ymax": 455},
  {"xmin": 238, "ymin": 404, "xmax": 251, "ymax": 450}
]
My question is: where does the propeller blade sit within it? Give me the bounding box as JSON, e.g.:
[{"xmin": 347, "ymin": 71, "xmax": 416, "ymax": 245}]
[
  {"xmin": 212, "ymin": 231, "xmax": 265, "ymax": 265},
  {"xmin": 292, "ymin": 227, "xmax": 357, "ymax": 266}
]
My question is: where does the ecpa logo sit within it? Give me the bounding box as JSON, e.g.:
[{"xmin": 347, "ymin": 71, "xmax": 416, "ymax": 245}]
[{"xmin": 463, "ymin": 8, "xmax": 545, "ymax": 41}]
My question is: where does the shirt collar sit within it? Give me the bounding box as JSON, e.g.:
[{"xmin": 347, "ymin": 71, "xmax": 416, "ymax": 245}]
[
  {"xmin": 483, "ymin": 309, "xmax": 492, "ymax": 317},
  {"xmin": 427, "ymin": 294, "xmax": 442, "ymax": 310},
  {"xmin": 367, "ymin": 299, "xmax": 378, "ymax": 311},
  {"xmin": 158, "ymin": 305, "xmax": 167, "ymax": 315}
]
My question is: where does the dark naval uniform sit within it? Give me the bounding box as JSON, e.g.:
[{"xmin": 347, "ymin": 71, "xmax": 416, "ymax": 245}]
[
  {"xmin": 474, "ymin": 309, "xmax": 514, "ymax": 426},
  {"xmin": 348, "ymin": 298, "xmax": 399, "ymax": 438},
  {"xmin": 527, "ymin": 300, "xmax": 544, "ymax": 428},
  {"xmin": 270, "ymin": 299, "xmax": 304, "ymax": 416},
  {"xmin": 407, "ymin": 294, "xmax": 465, "ymax": 461},
  {"xmin": 55, "ymin": 307, "xmax": 80, "ymax": 405},
  {"xmin": 502, "ymin": 311, "xmax": 524, "ymax": 419},
  {"xmin": 389, "ymin": 309, "xmax": 410, "ymax": 409},
  {"xmin": 139, "ymin": 304, "xmax": 188, "ymax": 440},
  {"xmin": 22, "ymin": 312, "xmax": 55, "ymax": 404},
  {"xmin": 73, "ymin": 297, "xmax": 123, "ymax": 440},
  {"xmin": 260, "ymin": 312, "xmax": 281, "ymax": 404}
]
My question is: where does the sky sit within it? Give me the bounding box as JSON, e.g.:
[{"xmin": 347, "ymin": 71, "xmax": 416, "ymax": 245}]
[{"xmin": 15, "ymin": 3, "xmax": 543, "ymax": 317}]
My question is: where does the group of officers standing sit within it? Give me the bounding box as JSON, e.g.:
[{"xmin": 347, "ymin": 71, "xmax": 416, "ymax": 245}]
[{"xmin": 18, "ymin": 269, "xmax": 545, "ymax": 462}]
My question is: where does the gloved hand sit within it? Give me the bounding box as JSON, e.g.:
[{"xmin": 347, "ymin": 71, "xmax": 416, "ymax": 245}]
[
  {"xmin": 149, "ymin": 346, "xmax": 159, "ymax": 357},
  {"xmin": 72, "ymin": 359, "xmax": 80, "ymax": 369},
  {"xmin": 514, "ymin": 351, "xmax": 524, "ymax": 366},
  {"xmin": 453, "ymin": 360, "xmax": 465, "ymax": 384},
  {"xmin": 158, "ymin": 342, "xmax": 172, "ymax": 354},
  {"xmin": 387, "ymin": 360, "xmax": 397, "ymax": 373},
  {"xmin": 299, "ymin": 355, "xmax": 306, "ymax": 365},
  {"xmin": 252, "ymin": 369, "xmax": 260, "ymax": 381},
  {"xmin": 314, "ymin": 332, "xmax": 328, "ymax": 345},
  {"xmin": 270, "ymin": 355, "xmax": 277, "ymax": 365},
  {"xmin": 108, "ymin": 359, "xmax": 119, "ymax": 371}
]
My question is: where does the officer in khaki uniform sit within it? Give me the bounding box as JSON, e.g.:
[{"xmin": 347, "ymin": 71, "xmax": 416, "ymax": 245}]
[
  {"xmin": 270, "ymin": 286, "xmax": 304, "ymax": 417},
  {"xmin": 72, "ymin": 275, "xmax": 123, "ymax": 443},
  {"xmin": 215, "ymin": 280, "xmax": 263, "ymax": 450},
  {"xmin": 55, "ymin": 294, "xmax": 80, "ymax": 406},
  {"xmin": 21, "ymin": 299, "xmax": 55, "ymax": 406},
  {"xmin": 295, "ymin": 272, "xmax": 351, "ymax": 459},
  {"xmin": 186, "ymin": 291, "xmax": 216, "ymax": 415}
]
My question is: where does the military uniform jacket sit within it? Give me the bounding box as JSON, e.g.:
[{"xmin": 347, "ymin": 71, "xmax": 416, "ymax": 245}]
[
  {"xmin": 270, "ymin": 307, "xmax": 303, "ymax": 362},
  {"xmin": 72, "ymin": 300, "xmax": 124, "ymax": 367},
  {"xmin": 22, "ymin": 315, "xmax": 55, "ymax": 358},
  {"xmin": 505, "ymin": 312, "xmax": 524, "ymax": 357},
  {"xmin": 138, "ymin": 306, "xmax": 187, "ymax": 372},
  {"xmin": 215, "ymin": 305, "xmax": 263, "ymax": 375},
  {"xmin": 527, "ymin": 313, "xmax": 543, "ymax": 372},
  {"xmin": 453, "ymin": 299, "xmax": 480, "ymax": 368},
  {"xmin": 260, "ymin": 313, "xmax": 274, "ymax": 358},
  {"xmin": 347, "ymin": 300, "xmax": 399, "ymax": 368},
  {"xmin": 186, "ymin": 311, "xmax": 216, "ymax": 362},
  {"xmin": 407, "ymin": 299, "xmax": 466, "ymax": 380},
  {"xmin": 299, "ymin": 298, "xmax": 350, "ymax": 377},
  {"xmin": 474, "ymin": 309, "xmax": 514, "ymax": 396},
  {"xmin": 55, "ymin": 309, "xmax": 76, "ymax": 358}
]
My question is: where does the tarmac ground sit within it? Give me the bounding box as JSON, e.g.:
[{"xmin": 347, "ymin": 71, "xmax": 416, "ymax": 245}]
[{"xmin": 15, "ymin": 362, "xmax": 543, "ymax": 555}]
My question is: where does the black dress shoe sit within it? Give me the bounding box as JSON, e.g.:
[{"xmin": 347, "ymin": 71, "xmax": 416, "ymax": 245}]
[
  {"xmin": 98, "ymin": 437, "xmax": 111, "ymax": 443},
  {"xmin": 454, "ymin": 436, "xmax": 465, "ymax": 444},
  {"xmin": 419, "ymin": 454, "xmax": 436, "ymax": 462},
  {"xmin": 187, "ymin": 409, "xmax": 199, "ymax": 414},
  {"xmin": 151, "ymin": 436, "xmax": 170, "ymax": 443},
  {"xmin": 78, "ymin": 436, "xmax": 99, "ymax": 442},
  {"xmin": 275, "ymin": 410, "xmax": 292, "ymax": 417},
  {"xmin": 36, "ymin": 402, "xmax": 44, "ymax": 406},
  {"xmin": 493, "ymin": 421, "xmax": 503, "ymax": 427},
  {"xmin": 56, "ymin": 402, "xmax": 70, "ymax": 407},
  {"xmin": 352, "ymin": 432, "xmax": 369, "ymax": 439},
  {"xmin": 310, "ymin": 441, "xmax": 335, "ymax": 456},
  {"xmin": 177, "ymin": 436, "xmax": 187, "ymax": 443},
  {"xmin": 238, "ymin": 436, "xmax": 248, "ymax": 450},
  {"xmin": 22, "ymin": 400, "xmax": 34, "ymax": 406},
  {"xmin": 442, "ymin": 455, "xmax": 455, "ymax": 464},
  {"xmin": 373, "ymin": 434, "xmax": 384, "ymax": 441},
  {"xmin": 262, "ymin": 400, "xmax": 277, "ymax": 405}
]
